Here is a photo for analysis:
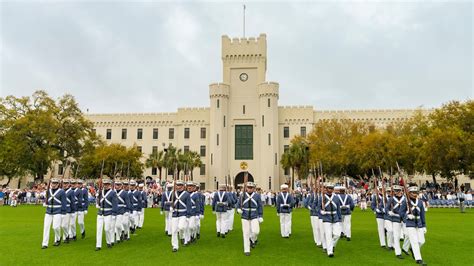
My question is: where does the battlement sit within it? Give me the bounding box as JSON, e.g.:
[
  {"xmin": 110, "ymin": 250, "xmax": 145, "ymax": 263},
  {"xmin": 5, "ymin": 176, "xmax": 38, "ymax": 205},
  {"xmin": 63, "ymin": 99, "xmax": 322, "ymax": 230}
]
[
  {"xmin": 209, "ymin": 82, "xmax": 230, "ymax": 98},
  {"xmin": 221, "ymin": 34, "xmax": 267, "ymax": 58},
  {"xmin": 279, "ymin": 105, "xmax": 314, "ymax": 110},
  {"xmin": 258, "ymin": 82, "xmax": 279, "ymax": 98},
  {"xmin": 177, "ymin": 107, "xmax": 209, "ymax": 112}
]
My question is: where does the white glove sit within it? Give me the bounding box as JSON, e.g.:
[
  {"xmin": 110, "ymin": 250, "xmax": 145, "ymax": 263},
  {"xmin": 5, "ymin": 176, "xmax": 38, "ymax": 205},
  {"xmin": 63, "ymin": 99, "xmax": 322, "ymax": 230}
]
[
  {"xmin": 200, "ymin": 215, "xmax": 204, "ymax": 220},
  {"xmin": 43, "ymin": 203, "xmax": 47, "ymax": 207},
  {"xmin": 308, "ymin": 206, "xmax": 312, "ymax": 210},
  {"xmin": 258, "ymin": 217, "xmax": 264, "ymax": 223},
  {"xmin": 96, "ymin": 204, "xmax": 100, "ymax": 208},
  {"xmin": 388, "ymin": 211, "xmax": 395, "ymax": 216},
  {"xmin": 320, "ymin": 210, "xmax": 327, "ymax": 215},
  {"xmin": 375, "ymin": 209, "xmax": 381, "ymax": 213},
  {"xmin": 276, "ymin": 213, "xmax": 280, "ymax": 217},
  {"xmin": 407, "ymin": 214, "xmax": 415, "ymax": 220},
  {"xmin": 237, "ymin": 209, "xmax": 243, "ymax": 214},
  {"xmin": 170, "ymin": 207, "xmax": 174, "ymax": 212},
  {"xmin": 422, "ymin": 227, "xmax": 427, "ymax": 234},
  {"xmin": 160, "ymin": 211, "xmax": 163, "ymax": 215}
]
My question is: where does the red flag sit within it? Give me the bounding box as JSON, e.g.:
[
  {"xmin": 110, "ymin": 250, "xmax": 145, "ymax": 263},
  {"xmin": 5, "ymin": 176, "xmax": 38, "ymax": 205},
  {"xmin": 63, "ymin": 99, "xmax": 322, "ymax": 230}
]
[{"xmin": 400, "ymin": 177, "xmax": 404, "ymax": 186}]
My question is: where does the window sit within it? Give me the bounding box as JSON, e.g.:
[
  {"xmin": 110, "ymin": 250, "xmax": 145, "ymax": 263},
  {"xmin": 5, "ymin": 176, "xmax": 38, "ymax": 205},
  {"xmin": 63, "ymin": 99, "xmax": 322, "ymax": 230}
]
[
  {"xmin": 243, "ymin": 105, "xmax": 246, "ymax": 114},
  {"xmin": 217, "ymin": 99, "xmax": 220, "ymax": 108},
  {"xmin": 283, "ymin": 127, "xmax": 289, "ymax": 138},
  {"xmin": 200, "ymin": 182, "xmax": 206, "ymax": 190},
  {"xmin": 137, "ymin": 128, "xmax": 143, "ymax": 140},
  {"xmin": 284, "ymin": 145, "xmax": 289, "ymax": 153},
  {"xmin": 200, "ymin": 128, "xmax": 206, "ymax": 139},
  {"xmin": 184, "ymin": 146, "xmax": 190, "ymax": 152},
  {"xmin": 262, "ymin": 115, "xmax": 264, "ymax": 127},
  {"xmin": 217, "ymin": 134, "xmax": 219, "ymax": 146},
  {"xmin": 184, "ymin": 128, "xmax": 190, "ymax": 139},
  {"xmin": 211, "ymin": 153, "xmax": 213, "ymax": 165},
  {"xmin": 268, "ymin": 98, "xmax": 271, "ymax": 107},
  {"xmin": 152, "ymin": 146, "xmax": 158, "ymax": 154},
  {"xmin": 223, "ymin": 116, "xmax": 226, "ymax": 127},
  {"xmin": 235, "ymin": 125, "xmax": 253, "ymax": 160},
  {"xmin": 106, "ymin": 129, "xmax": 112, "ymax": 140},
  {"xmin": 152, "ymin": 167, "xmax": 157, "ymax": 175},
  {"xmin": 169, "ymin": 128, "xmax": 174, "ymax": 139},
  {"xmin": 153, "ymin": 128, "xmax": 158, "ymax": 139},
  {"xmin": 137, "ymin": 146, "xmax": 142, "ymax": 153},
  {"xmin": 284, "ymin": 168, "xmax": 290, "ymax": 175},
  {"xmin": 275, "ymin": 153, "xmax": 278, "ymax": 165},
  {"xmin": 58, "ymin": 164, "xmax": 64, "ymax": 175},
  {"xmin": 200, "ymin": 164, "xmax": 206, "ymax": 175},
  {"xmin": 300, "ymin": 126, "xmax": 306, "ymax": 137},
  {"xmin": 121, "ymin": 129, "xmax": 127, "ymax": 140},
  {"xmin": 268, "ymin": 133, "xmax": 271, "ymax": 145},
  {"xmin": 200, "ymin": 145, "xmax": 206, "ymax": 157},
  {"xmin": 269, "ymin": 176, "xmax": 272, "ymax": 190}
]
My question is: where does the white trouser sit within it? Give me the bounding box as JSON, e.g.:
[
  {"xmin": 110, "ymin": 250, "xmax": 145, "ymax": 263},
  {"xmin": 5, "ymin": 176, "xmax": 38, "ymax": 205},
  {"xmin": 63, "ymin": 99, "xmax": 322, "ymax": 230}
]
[
  {"xmin": 131, "ymin": 211, "xmax": 138, "ymax": 229},
  {"xmin": 115, "ymin": 214, "xmax": 124, "ymax": 241},
  {"xmin": 318, "ymin": 218, "xmax": 326, "ymax": 249},
  {"xmin": 376, "ymin": 218, "xmax": 386, "ymax": 247},
  {"xmin": 360, "ymin": 202, "xmax": 367, "ymax": 210},
  {"xmin": 241, "ymin": 218, "xmax": 260, "ymax": 253},
  {"xmin": 406, "ymin": 227, "xmax": 425, "ymax": 261},
  {"xmin": 323, "ymin": 222, "xmax": 341, "ymax": 255},
  {"xmin": 402, "ymin": 223, "xmax": 411, "ymax": 252},
  {"xmin": 216, "ymin": 212, "xmax": 227, "ymax": 234},
  {"xmin": 186, "ymin": 216, "xmax": 198, "ymax": 241},
  {"xmin": 69, "ymin": 212, "xmax": 78, "ymax": 237},
  {"xmin": 96, "ymin": 215, "xmax": 114, "ymax": 248},
  {"xmin": 289, "ymin": 212, "xmax": 292, "ymax": 234},
  {"xmin": 310, "ymin": 216, "xmax": 321, "ymax": 245},
  {"xmin": 279, "ymin": 213, "xmax": 291, "ymax": 237},
  {"xmin": 164, "ymin": 211, "xmax": 171, "ymax": 234},
  {"xmin": 384, "ymin": 219, "xmax": 394, "ymax": 248},
  {"xmin": 123, "ymin": 212, "xmax": 130, "ymax": 237},
  {"xmin": 62, "ymin": 214, "xmax": 71, "ymax": 240},
  {"xmin": 138, "ymin": 209, "xmax": 145, "ymax": 227},
  {"xmin": 171, "ymin": 216, "xmax": 188, "ymax": 249},
  {"xmin": 341, "ymin": 214, "xmax": 351, "ymax": 237},
  {"xmin": 227, "ymin": 209, "xmax": 235, "ymax": 230},
  {"xmin": 77, "ymin": 211, "xmax": 85, "ymax": 234},
  {"xmin": 42, "ymin": 214, "xmax": 62, "ymax": 246},
  {"xmin": 392, "ymin": 222, "xmax": 402, "ymax": 255}
]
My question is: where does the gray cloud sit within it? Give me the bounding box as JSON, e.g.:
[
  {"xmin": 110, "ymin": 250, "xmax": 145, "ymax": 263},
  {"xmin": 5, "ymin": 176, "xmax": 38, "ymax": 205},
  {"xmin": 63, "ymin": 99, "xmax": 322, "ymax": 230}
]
[{"xmin": 1, "ymin": 1, "xmax": 472, "ymax": 113}]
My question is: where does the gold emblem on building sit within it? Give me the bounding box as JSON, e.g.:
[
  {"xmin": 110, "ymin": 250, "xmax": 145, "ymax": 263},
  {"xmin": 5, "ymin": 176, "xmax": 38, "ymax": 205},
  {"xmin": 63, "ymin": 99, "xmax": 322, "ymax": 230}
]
[{"xmin": 240, "ymin": 161, "xmax": 248, "ymax": 170}]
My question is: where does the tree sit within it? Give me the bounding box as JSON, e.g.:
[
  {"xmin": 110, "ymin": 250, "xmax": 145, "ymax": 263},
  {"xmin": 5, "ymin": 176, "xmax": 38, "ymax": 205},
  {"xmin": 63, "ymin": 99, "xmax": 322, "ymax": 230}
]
[{"xmin": 145, "ymin": 150, "xmax": 165, "ymax": 181}]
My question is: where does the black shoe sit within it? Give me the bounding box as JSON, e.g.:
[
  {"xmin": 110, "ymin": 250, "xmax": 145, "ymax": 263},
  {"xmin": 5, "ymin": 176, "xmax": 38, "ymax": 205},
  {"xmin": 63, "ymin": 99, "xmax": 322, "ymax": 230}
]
[
  {"xmin": 183, "ymin": 243, "xmax": 189, "ymax": 247},
  {"xmin": 244, "ymin": 252, "xmax": 250, "ymax": 256},
  {"xmin": 95, "ymin": 247, "xmax": 101, "ymax": 251},
  {"xmin": 328, "ymin": 254, "xmax": 334, "ymax": 258},
  {"xmin": 165, "ymin": 231, "xmax": 168, "ymax": 235},
  {"xmin": 222, "ymin": 234, "xmax": 226, "ymax": 238},
  {"xmin": 217, "ymin": 232, "xmax": 220, "ymax": 237},
  {"xmin": 381, "ymin": 245, "xmax": 386, "ymax": 249},
  {"xmin": 250, "ymin": 240, "xmax": 255, "ymax": 248},
  {"xmin": 107, "ymin": 244, "xmax": 112, "ymax": 248},
  {"xmin": 317, "ymin": 244, "xmax": 322, "ymax": 248},
  {"xmin": 323, "ymin": 248, "xmax": 327, "ymax": 253},
  {"xmin": 41, "ymin": 246, "xmax": 48, "ymax": 249},
  {"xmin": 81, "ymin": 231, "xmax": 86, "ymax": 239},
  {"xmin": 172, "ymin": 248, "xmax": 178, "ymax": 252},
  {"xmin": 396, "ymin": 255, "xmax": 404, "ymax": 259},
  {"xmin": 73, "ymin": 236, "xmax": 77, "ymax": 241},
  {"xmin": 138, "ymin": 227, "xmax": 142, "ymax": 230},
  {"xmin": 197, "ymin": 233, "xmax": 200, "ymax": 239},
  {"xmin": 63, "ymin": 238, "xmax": 69, "ymax": 244},
  {"xmin": 53, "ymin": 241, "xmax": 60, "ymax": 247},
  {"xmin": 416, "ymin": 260, "xmax": 427, "ymax": 266},
  {"xmin": 402, "ymin": 250, "xmax": 410, "ymax": 256},
  {"xmin": 347, "ymin": 237, "xmax": 351, "ymax": 241}
]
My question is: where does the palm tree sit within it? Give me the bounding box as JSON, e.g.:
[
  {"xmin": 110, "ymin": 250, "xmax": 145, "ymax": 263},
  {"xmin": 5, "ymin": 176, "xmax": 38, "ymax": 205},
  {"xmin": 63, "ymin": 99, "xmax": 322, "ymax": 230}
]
[
  {"xmin": 145, "ymin": 150, "xmax": 165, "ymax": 181},
  {"xmin": 164, "ymin": 144, "xmax": 178, "ymax": 182},
  {"xmin": 189, "ymin": 151, "xmax": 202, "ymax": 181}
]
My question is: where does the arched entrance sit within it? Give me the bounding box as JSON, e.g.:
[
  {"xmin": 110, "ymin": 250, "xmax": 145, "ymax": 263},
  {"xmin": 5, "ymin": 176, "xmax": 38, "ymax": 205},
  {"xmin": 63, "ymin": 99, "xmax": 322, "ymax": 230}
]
[{"xmin": 234, "ymin": 172, "xmax": 254, "ymax": 189}]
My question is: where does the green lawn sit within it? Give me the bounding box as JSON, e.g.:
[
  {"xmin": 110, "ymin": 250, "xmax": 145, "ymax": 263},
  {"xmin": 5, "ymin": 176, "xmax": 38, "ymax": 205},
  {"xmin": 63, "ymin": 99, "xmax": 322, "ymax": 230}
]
[{"xmin": 0, "ymin": 205, "xmax": 472, "ymax": 265}]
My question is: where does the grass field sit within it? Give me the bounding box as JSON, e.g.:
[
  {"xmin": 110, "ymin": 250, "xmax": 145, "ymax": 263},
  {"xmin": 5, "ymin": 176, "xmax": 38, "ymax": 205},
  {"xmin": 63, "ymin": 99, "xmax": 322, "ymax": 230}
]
[{"xmin": 0, "ymin": 205, "xmax": 472, "ymax": 265}]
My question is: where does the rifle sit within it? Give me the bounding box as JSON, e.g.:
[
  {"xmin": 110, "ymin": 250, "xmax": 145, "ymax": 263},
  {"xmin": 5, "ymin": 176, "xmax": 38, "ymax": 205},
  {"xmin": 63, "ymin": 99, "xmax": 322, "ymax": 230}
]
[
  {"xmin": 74, "ymin": 162, "xmax": 80, "ymax": 178},
  {"xmin": 396, "ymin": 161, "xmax": 412, "ymax": 214},
  {"xmin": 379, "ymin": 166, "xmax": 386, "ymax": 207},
  {"xmin": 372, "ymin": 169, "xmax": 379, "ymax": 207},
  {"xmin": 389, "ymin": 167, "xmax": 394, "ymax": 210},
  {"xmin": 240, "ymin": 171, "xmax": 249, "ymax": 210},
  {"xmin": 98, "ymin": 159, "xmax": 105, "ymax": 211}
]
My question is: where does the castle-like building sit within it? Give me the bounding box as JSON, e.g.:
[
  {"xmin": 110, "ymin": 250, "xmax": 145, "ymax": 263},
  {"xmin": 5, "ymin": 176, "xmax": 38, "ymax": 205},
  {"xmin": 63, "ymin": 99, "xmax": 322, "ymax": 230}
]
[{"xmin": 86, "ymin": 34, "xmax": 428, "ymax": 191}]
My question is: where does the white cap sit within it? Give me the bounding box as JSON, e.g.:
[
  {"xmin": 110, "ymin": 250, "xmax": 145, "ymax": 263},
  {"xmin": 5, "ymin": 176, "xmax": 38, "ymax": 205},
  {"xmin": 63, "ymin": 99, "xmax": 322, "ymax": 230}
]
[
  {"xmin": 138, "ymin": 183, "xmax": 144, "ymax": 188},
  {"xmin": 280, "ymin": 184, "xmax": 289, "ymax": 189},
  {"xmin": 102, "ymin": 179, "xmax": 112, "ymax": 184},
  {"xmin": 51, "ymin": 178, "xmax": 60, "ymax": 183},
  {"xmin": 246, "ymin": 182, "xmax": 255, "ymax": 187},
  {"xmin": 176, "ymin": 180, "xmax": 185, "ymax": 185},
  {"xmin": 408, "ymin": 186, "xmax": 419, "ymax": 192},
  {"xmin": 393, "ymin": 185, "xmax": 402, "ymax": 190},
  {"xmin": 166, "ymin": 183, "xmax": 174, "ymax": 188},
  {"xmin": 324, "ymin": 182, "xmax": 335, "ymax": 188},
  {"xmin": 130, "ymin": 180, "xmax": 137, "ymax": 186}
]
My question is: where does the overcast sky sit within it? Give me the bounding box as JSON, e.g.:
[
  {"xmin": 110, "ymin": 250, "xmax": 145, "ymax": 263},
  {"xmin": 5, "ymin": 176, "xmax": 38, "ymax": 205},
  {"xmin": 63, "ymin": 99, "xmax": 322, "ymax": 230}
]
[{"xmin": 1, "ymin": 1, "xmax": 472, "ymax": 114}]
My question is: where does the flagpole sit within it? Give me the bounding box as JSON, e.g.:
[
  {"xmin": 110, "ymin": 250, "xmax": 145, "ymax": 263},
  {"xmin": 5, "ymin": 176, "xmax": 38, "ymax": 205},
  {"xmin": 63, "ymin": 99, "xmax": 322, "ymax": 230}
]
[{"xmin": 243, "ymin": 4, "xmax": 246, "ymax": 38}]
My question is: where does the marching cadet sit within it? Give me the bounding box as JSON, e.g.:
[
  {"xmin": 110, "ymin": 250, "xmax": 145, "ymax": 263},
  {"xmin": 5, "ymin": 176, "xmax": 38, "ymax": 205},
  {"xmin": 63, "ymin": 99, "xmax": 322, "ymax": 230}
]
[
  {"xmin": 320, "ymin": 183, "xmax": 342, "ymax": 257},
  {"xmin": 187, "ymin": 182, "xmax": 201, "ymax": 243},
  {"xmin": 62, "ymin": 179, "xmax": 75, "ymax": 243},
  {"xmin": 196, "ymin": 183, "xmax": 205, "ymax": 239},
  {"xmin": 318, "ymin": 188, "xmax": 327, "ymax": 252},
  {"xmin": 371, "ymin": 185, "xmax": 387, "ymax": 248},
  {"xmin": 161, "ymin": 183, "xmax": 174, "ymax": 236},
  {"xmin": 114, "ymin": 180, "xmax": 127, "ymax": 243},
  {"xmin": 77, "ymin": 179, "xmax": 87, "ymax": 239},
  {"xmin": 137, "ymin": 183, "xmax": 147, "ymax": 229},
  {"xmin": 419, "ymin": 189, "xmax": 429, "ymax": 212},
  {"xmin": 129, "ymin": 180, "xmax": 140, "ymax": 233},
  {"xmin": 336, "ymin": 185, "xmax": 354, "ymax": 241},
  {"xmin": 384, "ymin": 187, "xmax": 394, "ymax": 251},
  {"xmin": 212, "ymin": 184, "xmax": 231, "ymax": 238},
  {"xmin": 170, "ymin": 180, "xmax": 192, "ymax": 252},
  {"xmin": 236, "ymin": 182, "xmax": 264, "ymax": 256},
  {"xmin": 122, "ymin": 180, "xmax": 132, "ymax": 240},
  {"xmin": 42, "ymin": 178, "xmax": 67, "ymax": 249},
  {"xmin": 70, "ymin": 179, "xmax": 83, "ymax": 241},
  {"xmin": 276, "ymin": 184, "xmax": 295, "ymax": 238},
  {"xmin": 95, "ymin": 179, "xmax": 118, "ymax": 251},
  {"xmin": 360, "ymin": 190, "xmax": 368, "ymax": 211},
  {"xmin": 386, "ymin": 185, "xmax": 406, "ymax": 259},
  {"xmin": 400, "ymin": 185, "xmax": 427, "ymax": 265},
  {"xmin": 304, "ymin": 188, "xmax": 321, "ymax": 246},
  {"xmin": 227, "ymin": 186, "xmax": 238, "ymax": 232}
]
